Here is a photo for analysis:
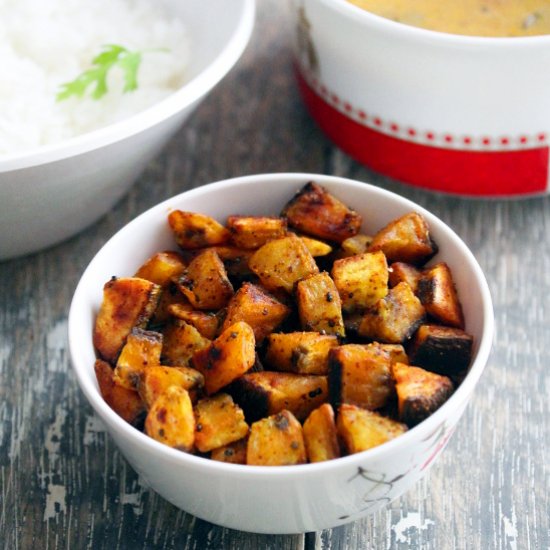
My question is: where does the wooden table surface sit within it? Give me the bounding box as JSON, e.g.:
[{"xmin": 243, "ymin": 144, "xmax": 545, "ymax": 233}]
[{"xmin": 1, "ymin": 2, "xmax": 549, "ymax": 548}]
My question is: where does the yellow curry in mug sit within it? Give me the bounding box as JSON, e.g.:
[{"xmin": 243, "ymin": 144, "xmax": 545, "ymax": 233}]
[{"xmin": 347, "ymin": 0, "xmax": 550, "ymax": 37}]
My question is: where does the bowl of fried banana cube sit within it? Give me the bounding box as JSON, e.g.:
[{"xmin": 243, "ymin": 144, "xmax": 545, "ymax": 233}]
[{"xmin": 69, "ymin": 173, "xmax": 494, "ymax": 533}]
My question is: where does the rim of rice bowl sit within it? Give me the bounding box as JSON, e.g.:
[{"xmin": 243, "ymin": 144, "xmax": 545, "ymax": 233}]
[{"xmin": 0, "ymin": 1, "xmax": 255, "ymax": 173}]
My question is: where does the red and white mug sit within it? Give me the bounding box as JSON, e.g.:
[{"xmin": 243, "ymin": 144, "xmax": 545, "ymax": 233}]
[{"xmin": 291, "ymin": 0, "xmax": 550, "ymax": 197}]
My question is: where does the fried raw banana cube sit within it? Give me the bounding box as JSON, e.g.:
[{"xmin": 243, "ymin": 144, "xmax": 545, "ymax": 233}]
[
  {"xmin": 194, "ymin": 393, "xmax": 249, "ymax": 453},
  {"xmin": 168, "ymin": 210, "xmax": 230, "ymax": 249},
  {"xmin": 296, "ymin": 272, "xmax": 345, "ymax": 337},
  {"xmin": 228, "ymin": 371, "xmax": 328, "ymax": 422},
  {"xmin": 339, "ymin": 234, "xmax": 373, "ymax": 257},
  {"xmin": 392, "ymin": 362, "xmax": 454, "ymax": 426},
  {"xmin": 247, "ymin": 410, "xmax": 306, "ymax": 466},
  {"xmin": 134, "ymin": 251, "xmax": 186, "ymax": 286},
  {"xmin": 94, "ymin": 359, "xmax": 146, "ymax": 426},
  {"xmin": 176, "ymin": 248, "xmax": 234, "ymax": 310},
  {"xmin": 145, "ymin": 386, "xmax": 195, "ymax": 452},
  {"xmin": 93, "ymin": 277, "xmax": 161, "ymax": 364},
  {"xmin": 248, "ymin": 233, "xmax": 319, "ymax": 293},
  {"xmin": 281, "ymin": 182, "xmax": 362, "ymax": 243},
  {"xmin": 227, "ymin": 215, "xmax": 287, "ymax": 249},
  {"xmin": 388, "ymin": 262, "xmax": 421, "ymax": 293},
  {"xmin": 162, "ymin": 320, "xmax": 211, "ymax": 367},
  {"xmin": 408, "ymin": 324, "xmax": 473, "ymax": 375},
  {"xmin": 210, "ymin": 437, "xmax": 248, "ymax": 464},
  {"xmin": 191, "ymin": 321, "xmax": 256, "ymax": 395},
  {"xmin": 375, "ymin": 342, "xmax": 409, "ymax": 365},
  {"xmin": 331, "ymin": 251, "xmax": 389, "ymax": 313},
  {"xmin": 138, "ymin": 365, "xmax": 205, "ymax": 408},
  {"xmin": 358, "ymin": 282, "xmax": 425, "ymax": 343},
  {"xmin": 114, "ymin": 328, "xmax": 163, "ymax": 390},
  {"xmin": 368, "ymin": 212, "xmax": 437, "ymax": 265},
  {"xmin": 303, "ymin": 403, "xmax": 341, "ymax": 463},
  {"xmin": 264, "ymin": 332, "xmax": 339, "ymax": 375},
  {"xmin": 417, "ymin": 262, "xmax": 465, "ymax": 329},
  {"xmin": 221, "ymin": 282, "xmax": 290, "ymax": 342},
  {"xmin": 168, "ymin": 302, "xmax": 220, "ymax": 340},
  {"xmin": 337, "ymin": 404, "xmax": 407, "ymax": 454},
  {"xmin": 328, "ymin": 343, "xmax": 396, "ymax": 410},
  {"xmin": 135, "ymin": 251, "xmax": 186, "ymax": 324},
  {"xmin": 299, "ymin": 235, "xmax": 333, "ymax": 257}
]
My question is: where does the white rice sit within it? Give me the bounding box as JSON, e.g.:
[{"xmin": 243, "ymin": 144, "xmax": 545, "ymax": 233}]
[{"xmin": 0, "ymin": 0, "xmax": 189, "ymax": 157}]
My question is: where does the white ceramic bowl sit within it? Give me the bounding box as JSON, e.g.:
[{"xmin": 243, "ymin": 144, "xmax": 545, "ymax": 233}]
[
  {"xmin": 0, "ymin": 0, "xmax": 255, "ymax": 261},
  {"xmin": 290, "ymin": 0, "xmax": 550, "ymax": 197},
  {"xmin": 68, "ymin": 173, "xmax": 494, "ymax": 534}
]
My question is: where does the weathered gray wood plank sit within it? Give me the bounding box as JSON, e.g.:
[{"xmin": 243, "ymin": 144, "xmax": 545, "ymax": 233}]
[{"xmin": 1, "ymin": 1, "xmax": 549, "ymax": 548}]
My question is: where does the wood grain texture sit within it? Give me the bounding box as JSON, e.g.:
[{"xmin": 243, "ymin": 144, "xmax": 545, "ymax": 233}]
[{"xmin": 1, "ymin": 1, "xmax": 549, "ymax": 548}]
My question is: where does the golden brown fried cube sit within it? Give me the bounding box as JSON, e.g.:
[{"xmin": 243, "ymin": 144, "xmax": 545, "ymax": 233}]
[
  {"xmin": 114, "ymin": 328, "xmax": 163, "ymax": 390},
  {"xmin": 191, "ymin": 321, "xmax": 256, "ymax": 395},
  {"xmin": 247, "ymin": 410, "xmax": 306, "ymax": 466},
  {"xmin": 358, "ymin": 282, "xmax": 425, "ymax": 343},
  {"xmin": 298, "ymin": 235, "xmax": 333, "ymax": 257},
  {"xmin": 162, "ymin": 320, "xmax": 211, "ymax": 367},
  {"xmin": 221, "ymin": 282, "xmax": 290, "ymax": 342},
  {"xmin": 93, "ymin": 277, "xmax": 161, "ymax": 364},
  {"xmin": 375, "ymin": 342, "xmax": 409, "ymax": 365},
  {"xmin": 337, "ymin": 404, "xmax": 407, "ymax": 454},
  {"xmin": 210, "ymin": 437, "xmax": 248, "ymax": 464},
  {"xmin": 392, "ymin": 362, "xmax": 454, "ymax": 426},
  {"xmin": 194, "ymin": 393, "xmax": 249, "ymax": 453},
  {"xmin": 303, "ymin": 403, "xmax": 340, "ymax": 463},
  {"xmin": 95, "ymin": 359, "xmax": 146, "ymax": 426},
  {"xmin": 408, "ymin": 324, "xmax": 473, "ymax": 375},
  {"xmin": 168, "ymin": 210, "xmax": 230, "ymax": 249},
  {"xmin": 176, "ymin": 248, "xmax": 234, "ymax": 310},
  {"xmin": 417, "ymin": 262, "xmax": 465, "ymax": 329},
  {"xmin": 145, "ymin": 386, "xmax": 195, "ymax": 451},
  {"xmin": 227, "ymin": 215, "xmax": 287, "ymax": 249},
  {"xmin": 134, "ymin": 251, "xmax": 186, "ymax": 286},
  {"xmin": 368, "ymin": 212, "xmax": 437, "ymax": 265},
  {"xmin": 138, "ymin": 365, "xmax": 205, "ymax": 408},
  {"xmin": 296, "ymin": 272, "xmax": 345, "ymax": 337},
  {"xmin": 331, "ymin": 251, "xmax": 389, "ymax": 313},
  {"xmin": 168, "ymin": 303, "xmax": 220, "ymax": 340},
  {"xmin": 328, "ymin": 343, "xmax": 395, "ymax": 410},
  {"xmin": 229, "ymin": 371, "xmax": 328, "ymax": 422},
  {"xmin": 264, "ymin": 332, "xmax": 339, "ymax": 375},
  {"xmin": 339, "ymin": 234, "xmax": 373, "ymax": 257},
  {"xmin": 281, "ymin": 182, "xmax": 362, "ymax": 243},
  {"xmin": 388, "ymin": 262, "xmax": 422, "ymax": 293},
  {"xmin": 248, "ymin": 233, "xmax": 319, "ymax": 294}
]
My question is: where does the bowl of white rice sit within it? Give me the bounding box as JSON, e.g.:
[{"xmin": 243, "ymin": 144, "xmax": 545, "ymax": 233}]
[{"xmin": 0, "ymin": 0, "xmax": 255, "ymax": 260}]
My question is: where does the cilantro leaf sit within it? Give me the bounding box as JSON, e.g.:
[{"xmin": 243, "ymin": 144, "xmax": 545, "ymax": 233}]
[
  {"xmin": 117, "ymin": 51, "xmax": 142, "ymax": 93},
  {"xmin": 56, "ymin": 44, "xmax": 148, "ymax": 101},
  {"xmin": 92, "ymin": 44, "xmax": 127, "ymax": 66}
]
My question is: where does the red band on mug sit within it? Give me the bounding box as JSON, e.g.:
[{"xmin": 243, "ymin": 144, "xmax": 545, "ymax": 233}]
[{"xmin": 296, "ymin": 69, "xmax": 549, "ymax": 196}]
